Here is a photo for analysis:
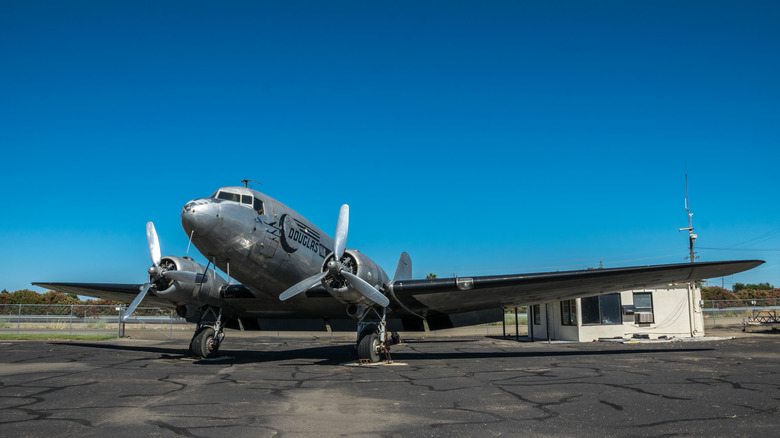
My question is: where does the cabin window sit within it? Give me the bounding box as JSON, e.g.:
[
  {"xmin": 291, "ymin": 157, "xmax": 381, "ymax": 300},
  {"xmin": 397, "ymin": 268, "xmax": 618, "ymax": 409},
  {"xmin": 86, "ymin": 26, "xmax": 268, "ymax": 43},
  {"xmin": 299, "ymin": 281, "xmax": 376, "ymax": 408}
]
[{"xmin": 241, "ymin": 194, "xmax": 253, "ymax": 205}]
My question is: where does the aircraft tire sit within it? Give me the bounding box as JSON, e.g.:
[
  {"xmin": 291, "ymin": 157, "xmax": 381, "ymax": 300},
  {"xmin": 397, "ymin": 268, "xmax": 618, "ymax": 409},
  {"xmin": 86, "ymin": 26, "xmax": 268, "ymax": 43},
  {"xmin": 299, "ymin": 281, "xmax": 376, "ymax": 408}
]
[
  {"xmin": 191, "ymin": 326, "xmax": 218, "ymax": 359},
  {"xmin": 357, "ymin": 329, "xmax": 380, "ymax": 363}
]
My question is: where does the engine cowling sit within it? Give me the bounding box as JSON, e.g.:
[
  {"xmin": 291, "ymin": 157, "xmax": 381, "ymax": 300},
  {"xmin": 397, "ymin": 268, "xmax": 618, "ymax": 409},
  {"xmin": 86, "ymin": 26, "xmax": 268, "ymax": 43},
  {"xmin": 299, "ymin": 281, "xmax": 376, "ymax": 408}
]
[
  {"xmin": 151, "ymin": 256, "xmax": 227, "ymax": 307},
  {"xmin": 320, "ymin": 249, "xmax": 389, "ymax": 309}
]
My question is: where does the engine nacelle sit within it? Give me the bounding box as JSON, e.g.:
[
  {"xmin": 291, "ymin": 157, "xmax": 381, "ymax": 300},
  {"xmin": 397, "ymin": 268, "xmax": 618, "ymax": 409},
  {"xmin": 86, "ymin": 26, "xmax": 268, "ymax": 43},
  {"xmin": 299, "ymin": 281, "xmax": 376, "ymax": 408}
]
[
  {"xmin": 320, "ymin": 249, "xmax": 389, "ymax": 307},
  {"xmin": 151, "ymin": 256, "xmax": 227, "ymax": 307}
]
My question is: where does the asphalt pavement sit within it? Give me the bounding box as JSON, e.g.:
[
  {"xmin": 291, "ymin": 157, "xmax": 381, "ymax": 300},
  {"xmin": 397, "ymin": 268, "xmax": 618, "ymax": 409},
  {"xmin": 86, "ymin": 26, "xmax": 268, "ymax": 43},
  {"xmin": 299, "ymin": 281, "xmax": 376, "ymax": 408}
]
[{"xmin": 1, "ymin": 328, "xmax": 778, "ymax": 437}]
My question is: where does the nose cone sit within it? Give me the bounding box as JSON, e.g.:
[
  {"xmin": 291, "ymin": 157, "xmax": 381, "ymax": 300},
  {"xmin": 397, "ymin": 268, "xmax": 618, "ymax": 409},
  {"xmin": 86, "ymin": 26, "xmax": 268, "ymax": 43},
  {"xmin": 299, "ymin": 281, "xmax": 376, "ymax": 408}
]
[{"xmin": 181, "ymin": 199, "xmax": 219, "ymax": 237}]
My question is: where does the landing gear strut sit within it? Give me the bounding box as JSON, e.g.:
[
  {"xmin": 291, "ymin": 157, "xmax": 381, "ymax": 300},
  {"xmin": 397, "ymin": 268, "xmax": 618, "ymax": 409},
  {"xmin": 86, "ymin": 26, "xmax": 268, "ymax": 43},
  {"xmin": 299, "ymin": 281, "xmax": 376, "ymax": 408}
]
[
  {"xmin": 356, "ymin": 307, "xmax": 391, "ymax": 364},
  {"xmin": 189, "ymin": 307, "xmax": 225, "ymax": 359}
]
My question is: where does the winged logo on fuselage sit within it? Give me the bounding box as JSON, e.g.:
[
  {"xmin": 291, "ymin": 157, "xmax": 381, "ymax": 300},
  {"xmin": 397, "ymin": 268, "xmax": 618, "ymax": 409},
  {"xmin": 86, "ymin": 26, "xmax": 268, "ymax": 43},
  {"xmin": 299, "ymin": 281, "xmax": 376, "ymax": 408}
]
[{"xmin": 280, "ymin": 214, "xmax": 329, "ymax": 258}]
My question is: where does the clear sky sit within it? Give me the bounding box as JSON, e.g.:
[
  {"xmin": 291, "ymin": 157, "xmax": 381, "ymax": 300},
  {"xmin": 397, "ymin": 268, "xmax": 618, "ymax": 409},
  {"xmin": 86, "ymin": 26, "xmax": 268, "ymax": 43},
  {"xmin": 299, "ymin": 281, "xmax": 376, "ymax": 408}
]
[{"xmin": 2, "ymin": 1, "xmax": 778, "ymax": 294}]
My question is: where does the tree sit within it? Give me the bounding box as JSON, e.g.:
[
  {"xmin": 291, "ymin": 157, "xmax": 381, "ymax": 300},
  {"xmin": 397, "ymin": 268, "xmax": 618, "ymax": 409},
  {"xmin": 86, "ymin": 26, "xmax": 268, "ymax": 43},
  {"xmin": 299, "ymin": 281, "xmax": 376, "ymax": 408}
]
[
  {"xmin": 731, "ymin": 283, "xmax": 776, "ymax": 300},
  {"xmin": 426, "ymin": 273, "xmax": 437, "ymax": 279},
  {"xmin": 4, "ymin": 289, "xmax": 42, "ymax": 305},
  {"xmin": 0, "ymin": 289, "xmax": 121, "ymax": 306},
  {"xmin": 701, "ymin": 286, "xmax": 736, "ymax": 301},
  {"xmin": 733, "ymin": 282, "xmax": 773, "ymax": 293}
]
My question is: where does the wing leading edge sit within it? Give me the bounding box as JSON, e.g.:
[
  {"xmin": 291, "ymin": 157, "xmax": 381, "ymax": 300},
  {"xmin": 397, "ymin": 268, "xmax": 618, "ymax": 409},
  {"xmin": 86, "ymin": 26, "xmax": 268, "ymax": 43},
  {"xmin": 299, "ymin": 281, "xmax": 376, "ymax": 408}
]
[{"xmin": 389, "ymin": 260, "xmax": 764, "ymax": 315}]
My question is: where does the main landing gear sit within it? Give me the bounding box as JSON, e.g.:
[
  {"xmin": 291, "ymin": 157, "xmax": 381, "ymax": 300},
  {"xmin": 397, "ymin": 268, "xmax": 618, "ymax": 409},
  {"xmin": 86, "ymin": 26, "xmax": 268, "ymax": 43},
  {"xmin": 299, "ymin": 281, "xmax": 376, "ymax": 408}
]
[
  {"xmin": 189, "ymin": 306, "xmax": 225, "ymax": 359},
  {"xmin": 356, "ymin": 307, "xmax": 399, "ymax": 363}
]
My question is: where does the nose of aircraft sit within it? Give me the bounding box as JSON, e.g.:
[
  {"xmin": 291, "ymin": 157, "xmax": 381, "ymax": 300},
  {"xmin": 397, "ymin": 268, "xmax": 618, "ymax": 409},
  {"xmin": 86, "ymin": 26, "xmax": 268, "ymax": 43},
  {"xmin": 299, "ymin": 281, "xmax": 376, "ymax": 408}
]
[{"xmin": 181, "ymin": 199, "xmax": 220, "ymax": 236}]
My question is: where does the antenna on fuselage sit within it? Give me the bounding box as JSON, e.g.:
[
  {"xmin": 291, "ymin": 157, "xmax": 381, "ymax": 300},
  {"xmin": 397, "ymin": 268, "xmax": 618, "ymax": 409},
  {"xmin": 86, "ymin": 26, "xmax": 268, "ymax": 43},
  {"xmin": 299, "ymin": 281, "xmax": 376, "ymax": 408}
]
[{"xmin": 241, "ymin": 179, "xmax": 263, "ymax": 188}]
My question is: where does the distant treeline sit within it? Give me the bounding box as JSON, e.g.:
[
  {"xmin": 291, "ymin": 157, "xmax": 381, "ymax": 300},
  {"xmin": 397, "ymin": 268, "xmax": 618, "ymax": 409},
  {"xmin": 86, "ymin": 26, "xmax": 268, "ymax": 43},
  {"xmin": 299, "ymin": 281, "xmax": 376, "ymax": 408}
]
[
  {"xmin": 0, "ymin": 289, "xmax": 118, "ymax": 306},
  {"xmin": 0, "ymin": 289, "xmax": 172, "ymax": 317},
  {"xmin": 3, "ymin": 284, "xmax": 778, "ymax": 307},
  {"xmin": 701, "ymin": 283, "xmax": 780, "ymax": 301}
]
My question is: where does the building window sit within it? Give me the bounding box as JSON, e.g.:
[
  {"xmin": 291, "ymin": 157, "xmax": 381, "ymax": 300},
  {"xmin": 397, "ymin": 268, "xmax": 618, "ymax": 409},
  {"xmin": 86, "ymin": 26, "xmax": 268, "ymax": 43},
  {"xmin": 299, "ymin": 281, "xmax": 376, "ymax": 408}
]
[
  {"xmin": 581, "ymin": 297, "xmax": 600, "ymax": 325},
  {"xmin": 561, "ymin": 299, "xmax": 577, "ymax": 326},
  {"xmin": 581, "ymin": 294, "xmax": 623, "ymax": 325},
  {"xmin": 633, "ymin": 292, "xmax": 654, "ymax": 323},
  {"xmin": 533, "ymin": 304, "xmax": 541, "ymax": 325}
]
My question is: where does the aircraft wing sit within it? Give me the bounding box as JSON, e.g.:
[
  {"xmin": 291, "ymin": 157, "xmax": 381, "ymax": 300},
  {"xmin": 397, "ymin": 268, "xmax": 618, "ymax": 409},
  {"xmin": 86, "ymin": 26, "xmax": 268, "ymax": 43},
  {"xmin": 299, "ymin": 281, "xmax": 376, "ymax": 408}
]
[
  {"xmin": 389, "ymin": 260, "xmax": 763, "ymax": 315},
  {"xmin": 32, "ymin": 282, "xmax": 176, "ymax": 309}
]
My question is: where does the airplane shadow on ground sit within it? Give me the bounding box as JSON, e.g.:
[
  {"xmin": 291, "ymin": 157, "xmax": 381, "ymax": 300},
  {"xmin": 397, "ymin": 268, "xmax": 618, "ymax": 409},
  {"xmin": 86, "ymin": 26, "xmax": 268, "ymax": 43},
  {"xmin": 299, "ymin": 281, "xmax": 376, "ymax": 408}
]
[
  {"xmin": 51, "ymin": 341, "xmax": 356, "ymax": 365},
  {"xmin": 51, "ymin": 341, "xmax": 714, "ymax": 366}
]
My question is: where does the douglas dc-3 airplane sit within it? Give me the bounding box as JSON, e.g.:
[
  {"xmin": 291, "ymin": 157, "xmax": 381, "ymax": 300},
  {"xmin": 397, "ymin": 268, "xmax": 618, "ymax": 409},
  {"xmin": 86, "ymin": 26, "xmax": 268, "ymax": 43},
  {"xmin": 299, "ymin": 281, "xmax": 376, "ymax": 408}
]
[{"xmin": 36, "ymin": 185, "xmax": 763, "ymax": 362}]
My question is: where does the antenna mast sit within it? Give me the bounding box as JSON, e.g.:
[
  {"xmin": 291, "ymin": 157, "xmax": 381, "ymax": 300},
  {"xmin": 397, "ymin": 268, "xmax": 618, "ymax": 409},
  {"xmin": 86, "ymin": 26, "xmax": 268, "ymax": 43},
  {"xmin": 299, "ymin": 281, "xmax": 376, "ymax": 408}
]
[{"xmin": 678, "ymin": 174, "xmax": 698, "ymax": 263}]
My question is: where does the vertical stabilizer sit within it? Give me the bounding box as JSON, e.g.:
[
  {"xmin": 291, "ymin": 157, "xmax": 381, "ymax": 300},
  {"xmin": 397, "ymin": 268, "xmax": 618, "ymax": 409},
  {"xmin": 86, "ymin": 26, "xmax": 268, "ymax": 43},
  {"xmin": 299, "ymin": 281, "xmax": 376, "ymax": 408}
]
[{"xmin": 393, "ymin": 252, "xmax": 412, "ymax": 281}]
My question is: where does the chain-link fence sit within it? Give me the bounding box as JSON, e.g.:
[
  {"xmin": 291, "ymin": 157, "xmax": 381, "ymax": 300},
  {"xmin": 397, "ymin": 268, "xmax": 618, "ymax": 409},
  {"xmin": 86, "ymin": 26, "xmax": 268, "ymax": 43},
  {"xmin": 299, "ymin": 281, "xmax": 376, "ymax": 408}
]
[
  {"xmin": 3, "ymin": 301, "xmax": 776, "ymax": 337},
  {"xmin": 0, "ymin": 304, "xmax": 187, "ymax": 337},
  {"xmin": 702, "ymin": 298, "xmax": 780, "ymax": 330}
]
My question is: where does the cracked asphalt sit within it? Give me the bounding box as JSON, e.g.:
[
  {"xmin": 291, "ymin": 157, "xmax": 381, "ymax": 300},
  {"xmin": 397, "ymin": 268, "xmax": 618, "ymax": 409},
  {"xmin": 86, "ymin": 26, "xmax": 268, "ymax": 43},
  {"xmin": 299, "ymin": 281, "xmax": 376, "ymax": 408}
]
[{"xmin": 1, "ymin": 330, "xmax": 778, "ymax": 437}]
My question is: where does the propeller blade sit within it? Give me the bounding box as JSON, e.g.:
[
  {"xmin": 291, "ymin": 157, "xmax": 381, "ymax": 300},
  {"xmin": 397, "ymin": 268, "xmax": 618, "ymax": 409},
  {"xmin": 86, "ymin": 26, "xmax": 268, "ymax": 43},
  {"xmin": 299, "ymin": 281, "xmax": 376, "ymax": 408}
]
[
  {"xmin": 164, "ymin": 270, "xmax": 206, "ymax": 283},
  {"xmin": 146, "ymin": 222, "xmax": 161, "ymax": 267},
  {"xmin": 122, "ymin": 282, "xmax": 151, "ymax": 322},
  {"xmin": 333, "ymin": 204, "xmax": 349, "ymax": 260},
  {"xmin": 341, "ymin": 271, "xmax": 390, "ymax": 307},
  {"xmin": 279, "ymin": 271, "xmax": 329, "ymax": 301}
]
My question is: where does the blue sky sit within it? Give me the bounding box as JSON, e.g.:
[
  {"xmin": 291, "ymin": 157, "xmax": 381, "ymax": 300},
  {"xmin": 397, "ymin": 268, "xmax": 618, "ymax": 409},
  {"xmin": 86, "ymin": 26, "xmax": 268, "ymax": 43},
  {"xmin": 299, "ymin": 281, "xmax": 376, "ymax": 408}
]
[{"xmin": 2, "ymin": 1, "xmax": 778, "ymax": 294}]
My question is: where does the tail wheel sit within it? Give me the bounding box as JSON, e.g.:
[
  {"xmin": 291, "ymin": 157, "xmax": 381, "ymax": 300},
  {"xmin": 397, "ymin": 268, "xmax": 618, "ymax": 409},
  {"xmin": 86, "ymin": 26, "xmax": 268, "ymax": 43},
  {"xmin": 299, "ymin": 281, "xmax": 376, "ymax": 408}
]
[
  {"xmin": 190, "ymin": 326, "xmax": 218, "ymax": 358},
  {"xmin": 357, "ymin": 326, "xmax": 380, "ymax": 363}
]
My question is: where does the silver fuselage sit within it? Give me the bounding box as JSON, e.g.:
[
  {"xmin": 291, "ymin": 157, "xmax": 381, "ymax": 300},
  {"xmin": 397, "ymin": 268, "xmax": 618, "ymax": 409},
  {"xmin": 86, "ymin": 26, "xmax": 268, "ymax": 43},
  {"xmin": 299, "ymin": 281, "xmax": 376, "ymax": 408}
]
[{"xmin": 180, "ymin": 186, "xmax": 389, "ymax": 318}]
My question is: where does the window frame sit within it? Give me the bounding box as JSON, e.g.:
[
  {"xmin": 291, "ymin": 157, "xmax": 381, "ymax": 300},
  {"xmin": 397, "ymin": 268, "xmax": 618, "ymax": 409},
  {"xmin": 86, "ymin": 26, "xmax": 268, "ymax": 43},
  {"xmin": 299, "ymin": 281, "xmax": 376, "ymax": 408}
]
[
  {"xmin": 253, "ymin": 197, "xmax": 264, "ymax": 215},
  {"xmin": 532, "ymin": 304, "xmax": 541, "ymax": 325},
  {"xmin": 581, "ymin": 293, "xmax": 623, "ymax": 325},
  {"xmin": 560, "ymin": 299, "xmax": 577, "ymax": 326},
  {"xmin": 633, "ymin": 292, "xmax": 655, "ymax": 323},
  {"xmin": 215, "ymin": 190, "xmax": 262, "ymax": 213},
  {"xmin": 216, "ymin": 191, "xmax": 242, "ymax": 203}
]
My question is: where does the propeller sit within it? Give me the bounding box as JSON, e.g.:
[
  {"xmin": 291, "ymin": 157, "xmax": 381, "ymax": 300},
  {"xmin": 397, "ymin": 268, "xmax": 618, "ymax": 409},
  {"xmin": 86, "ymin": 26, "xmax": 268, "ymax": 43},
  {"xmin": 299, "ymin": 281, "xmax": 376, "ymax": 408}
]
[
  {"xmin": 334, "ymin": 204, "xmax": 349, "ymax": 260},
  {"xmin": 147, "ymin": 221, "xmax": 161, "ymax": 267},
  {"xmin": 279, "ymin": 205, "xmax": 389, "ymax": 308},
  {"xmin": 121, "ymin": 222, "xmax": 204, "ymax": 322},
  {"xmin": 123, "ymin": 282, "xmax": 152, "ymax": 322}
]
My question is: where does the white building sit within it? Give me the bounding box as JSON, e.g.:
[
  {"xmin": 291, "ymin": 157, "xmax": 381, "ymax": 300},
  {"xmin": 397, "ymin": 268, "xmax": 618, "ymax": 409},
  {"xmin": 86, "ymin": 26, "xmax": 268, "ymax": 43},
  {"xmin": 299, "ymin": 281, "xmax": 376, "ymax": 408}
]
[{"xmin": 527, "ymin": 283, "xmax": 705, "ymax": 341}]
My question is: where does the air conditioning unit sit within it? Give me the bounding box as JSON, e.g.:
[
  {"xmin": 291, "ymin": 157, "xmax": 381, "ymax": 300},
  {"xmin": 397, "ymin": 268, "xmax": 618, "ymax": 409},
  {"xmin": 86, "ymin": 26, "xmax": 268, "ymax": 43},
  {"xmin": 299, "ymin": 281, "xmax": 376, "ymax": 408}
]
[{"xmin": 635, "ymin": 312, "xmax": 653, "ymax": 324}]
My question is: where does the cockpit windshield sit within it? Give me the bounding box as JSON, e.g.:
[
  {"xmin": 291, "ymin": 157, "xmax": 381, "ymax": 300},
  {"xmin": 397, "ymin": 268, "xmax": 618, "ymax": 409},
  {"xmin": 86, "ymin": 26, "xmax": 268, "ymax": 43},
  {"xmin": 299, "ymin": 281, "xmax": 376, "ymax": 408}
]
[
  {"xmin": 217, "ymin": 191, "xmax": 241, "ymax": 203},
  {"xmin": 211, "ymin": 189, "xmax": 264, "ymax": 214}
]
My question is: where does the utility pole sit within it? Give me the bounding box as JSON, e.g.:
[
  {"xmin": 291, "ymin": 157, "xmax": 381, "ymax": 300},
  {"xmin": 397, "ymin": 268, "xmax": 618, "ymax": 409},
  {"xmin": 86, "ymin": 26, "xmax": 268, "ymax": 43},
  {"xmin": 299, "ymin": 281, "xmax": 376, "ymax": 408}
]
[
  {"xmin": 678, "ymin": 174, "xmax": 698, "ymax": 263},
  {"xmin": 679, "ymin": 175, "xmax": 703, "ymax": 337}
]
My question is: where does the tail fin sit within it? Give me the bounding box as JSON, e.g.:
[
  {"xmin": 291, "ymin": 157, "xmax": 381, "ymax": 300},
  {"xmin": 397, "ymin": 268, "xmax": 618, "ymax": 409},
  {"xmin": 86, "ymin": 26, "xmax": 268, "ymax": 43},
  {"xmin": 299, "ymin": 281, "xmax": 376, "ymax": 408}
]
[{"xmin": 392, "ymin": 252, "xmax": 412, "ymax": 282}]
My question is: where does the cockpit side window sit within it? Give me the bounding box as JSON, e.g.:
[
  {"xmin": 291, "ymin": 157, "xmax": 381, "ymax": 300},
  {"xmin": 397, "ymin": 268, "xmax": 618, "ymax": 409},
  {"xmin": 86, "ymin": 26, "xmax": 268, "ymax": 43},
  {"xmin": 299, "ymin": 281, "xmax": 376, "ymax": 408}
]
[
  {"xmin": 217, "ymin": 191, "xmax": 241, "ymax": 202},
  {"xmin": 253, "ymin": 197, "xmax": 264, "ymax": 215}
]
